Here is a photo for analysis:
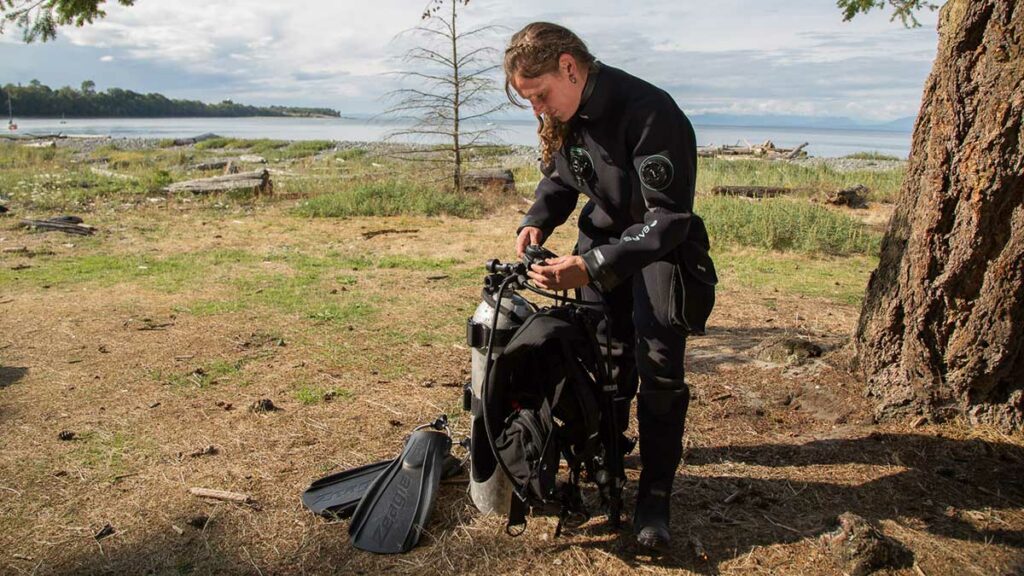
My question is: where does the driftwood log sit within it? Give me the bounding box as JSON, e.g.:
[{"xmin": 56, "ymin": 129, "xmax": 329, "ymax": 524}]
[
  {"xmin": 711, "ymin": 185, "xmax": 791, "ymax": 198},
  {"xmin": 19, "ymin": 216, "xmax": 96, "ymax": 236},
  {"xmin": 189, "ymin": 160, "xmax": 230, "ymax": 171},
  {"xmin": 698, "ymin": 140, "xmax": 809, "ymax": 159},
  {"xmin": 464, "ymin": 169, "xmax": 515, "ymax": 193},
  {"xmin": 786, "ymin": 142, "xmax": 810, "ymax": 159},
  {"xmin": 190, "ymin": 155, "xmax": 267, "ymax": 171},
  {"xmin": 172, "ymin": 133, "xmax": 220, "ymax": 146},
  {"xmin": 165, "ymin": 168, "xmax": 272, "ymax": 195}
]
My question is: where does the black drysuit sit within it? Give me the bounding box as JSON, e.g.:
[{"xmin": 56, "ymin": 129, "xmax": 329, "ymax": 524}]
[{"xmin": 519, "ymin": 63, "xmax": 709, "ymax": 491}]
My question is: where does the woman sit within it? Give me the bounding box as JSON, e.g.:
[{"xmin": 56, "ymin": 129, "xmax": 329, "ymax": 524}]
[{"xmin": 505, "ymin": 22, "xmax": 711, "ymax": 549}]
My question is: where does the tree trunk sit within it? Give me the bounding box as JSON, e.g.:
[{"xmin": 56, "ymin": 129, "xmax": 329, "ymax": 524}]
[{"xmin": 855, "ymin": 0, "xmax": 1023, "ymax": 431}]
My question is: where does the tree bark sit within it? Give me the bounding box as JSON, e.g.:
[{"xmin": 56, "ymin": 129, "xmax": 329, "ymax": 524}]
[{"xmin": 855, "ymin": 0, "xmax": 1024, "ymax": 431}]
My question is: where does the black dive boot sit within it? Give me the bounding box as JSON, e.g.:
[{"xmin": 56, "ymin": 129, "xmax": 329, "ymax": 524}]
[
  {"xmin": 634, "ymin": 387, "xmax": 690, "ymax": 549},
  {"xmin": 634, "ymin": 476, "xmax": 672, "ymax": 549}
]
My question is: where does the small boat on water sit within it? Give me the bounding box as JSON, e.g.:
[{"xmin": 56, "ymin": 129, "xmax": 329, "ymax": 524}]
[{"xmin": 7, "ymin": 97, "xmax": 16, "ymax": 131}]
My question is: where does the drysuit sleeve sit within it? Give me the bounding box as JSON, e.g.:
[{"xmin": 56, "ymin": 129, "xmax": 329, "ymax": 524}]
[
  {"xmin": 580, "ymin": 96, "xmax": 696, "ymax": 291},
  {"xmin": 517, "ymin": 160, "xmax": 580, "ymax": 240}
]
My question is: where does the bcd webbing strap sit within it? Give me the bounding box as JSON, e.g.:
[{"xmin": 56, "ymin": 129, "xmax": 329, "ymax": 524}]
[{"xmin": 506, "ymin": 494, "xmax": 528, "ymax": 536}]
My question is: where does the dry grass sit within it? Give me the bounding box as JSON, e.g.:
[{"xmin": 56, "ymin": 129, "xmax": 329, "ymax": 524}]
[{"xmin": 0, "ymin": 153, "xmax": 1021, "ymax": 576}]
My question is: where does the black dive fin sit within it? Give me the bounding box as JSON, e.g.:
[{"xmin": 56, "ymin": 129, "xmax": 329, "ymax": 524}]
[
  {"xmin": 301, "ymin": 459, "xmax": 392, "ymax": 518},
  {"xmin": 348, "ymin": 428, "xmax": 452, "ymax": 554}
]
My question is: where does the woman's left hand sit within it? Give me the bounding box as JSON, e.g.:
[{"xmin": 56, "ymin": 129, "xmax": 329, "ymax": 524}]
[{"xmin": 527, "ymin": 255, "xmax": 591, "ymax": 291}]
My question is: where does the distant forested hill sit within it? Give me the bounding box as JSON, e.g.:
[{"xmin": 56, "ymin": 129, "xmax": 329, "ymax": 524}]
[{"xmin": 2, "ymin": 80, "xmax": 340, "ymax": 118}]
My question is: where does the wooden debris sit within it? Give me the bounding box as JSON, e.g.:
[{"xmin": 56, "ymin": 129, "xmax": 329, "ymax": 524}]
[
  {"xmin": 172, "ymin": 132, "xmax": 220, "ymax": 146},
  {"xmin": 171, "ymin": 524, "xmax": 185, "ymax": 536},
  {"xmin": 189, "ymin": 487, "xmax": 252, "ymax": 504},
  {"xmin": 711, "ymin": 185, "xmax": 791, "ymax": 199},
  {"xmin": 249, "ymin": 398, "xmax": 279, "ymax": 413},
  {"xmin": 188, "ymin": 445, "xmax": 219, "ymax": 458},
  {"xmin": 825, "ymin": 184, "xmax": 869, "ymax": 208},
  {"xmin": 238, "ymin": 154, "xmax": 266, "ymax": 163},
  {"xmin": 129, "ymin": 318, "xmax": 174, "ymax": 331},
  {"xmin": 22, "ymin": 140, "xmax": 56, "ymax": 149},
  {"xmin": 724, "ymin": 488, "xmax": 744, "ymax": 504},
  {"xmin": 190, "ymin": 160, "xmax": 229, "ymax": 171},
  {"xmin": 698, "ymin": 139, "xmax": 809, "ymax": 159},
  {"xmin": 690, "ymin": 535, "xmax": 708, "ymax": 561},
  {"xmin": 19, "ymin": 216, "xmax": 96, "ymax": 236},
  {"xmin": 361, "ymin": 228, "xmax": 419, "ymax": 240},
  {"xmin": 464, "ymin": 169, "xmax": 516, "ymax": 193},
  {"xmin": 820, "ymin": 512, "xmax": 912, "ymax": 576},
  {"xmin": 165, "ymin": 168, "xmax": 272, "ymax": 195},
  {"xmin": 1, "ymin": 246, "xmax": 28, "ymax": 254},
  {"xmin": 786, "ymin": 142, "xmax": 810, "ymax": 159},
  {"xmin": 94, "ymin": 523, "xmax": 115, "ymax": 540}
]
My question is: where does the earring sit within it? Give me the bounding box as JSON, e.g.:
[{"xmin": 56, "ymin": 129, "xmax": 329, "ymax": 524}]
[{"xmin": 569, "ymin": 74, "xmax": 577, "ymax": 84}]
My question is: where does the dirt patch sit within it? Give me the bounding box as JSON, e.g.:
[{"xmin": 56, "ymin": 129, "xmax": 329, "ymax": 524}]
[{"xmin": 1, "ymin": 202, "xmax": 1022, "ymax": 576}]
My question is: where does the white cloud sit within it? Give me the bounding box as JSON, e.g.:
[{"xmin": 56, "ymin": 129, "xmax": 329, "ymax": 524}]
[{"xmin": 3, "ymin": 0, "xmax": 944, "ymax": 120}]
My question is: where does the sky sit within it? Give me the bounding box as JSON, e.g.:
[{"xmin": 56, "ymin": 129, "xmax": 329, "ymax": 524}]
[{"xmin": 0, "ymin": 0, "xmax": 944, "ymax": 123}]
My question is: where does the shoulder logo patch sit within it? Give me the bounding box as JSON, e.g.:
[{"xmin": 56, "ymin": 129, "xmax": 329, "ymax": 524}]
[
  {"xmin": 639, "ymin": 155, "xmax": 673, "ymax": 191},
  {"xmin": 568, "ymin": 146, "xmax": 595, "ymax": 184}
]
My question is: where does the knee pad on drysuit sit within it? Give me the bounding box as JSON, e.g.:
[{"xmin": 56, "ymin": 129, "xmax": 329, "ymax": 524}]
[{"xmin": 637, "ymin": 387, "xmax": 690, "ymax": 482}]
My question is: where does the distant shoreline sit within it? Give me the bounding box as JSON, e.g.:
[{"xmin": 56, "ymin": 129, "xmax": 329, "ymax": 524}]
[
  {"xmin": 11, "ymin": 115, "xmax": 912, "ymax": 133},
  {"xmin": 3, "ymin": 117, "xmax": 911, "ymax": 158},
  {"xmin": 13, "ymin": 114, "xmax": 342, "ymax": 120}
]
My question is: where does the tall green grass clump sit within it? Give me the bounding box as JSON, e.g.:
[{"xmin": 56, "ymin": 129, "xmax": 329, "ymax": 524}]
[
  {"xmin": 697, "ymin": 158, "xmax": 904, "ymax": 203},
  {"xmin": 295, "ymin": 180, "xmax": 482, "ymax": 218},
  {"xmin": 700, "ymin": 196, "xmax": 881, "ymax": 256}
]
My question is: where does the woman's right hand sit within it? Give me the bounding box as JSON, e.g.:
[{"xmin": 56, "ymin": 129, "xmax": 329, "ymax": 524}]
[{"xmin": 516, "ymin": 226, "xmax": 544, "ymax": 258}]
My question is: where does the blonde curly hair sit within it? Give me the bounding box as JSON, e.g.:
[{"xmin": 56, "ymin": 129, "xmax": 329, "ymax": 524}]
[{"xmin": 504, "ymin": 22, "xmax": 596, "ymax": 167}]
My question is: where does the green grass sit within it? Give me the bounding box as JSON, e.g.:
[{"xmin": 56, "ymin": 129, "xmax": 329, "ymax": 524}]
[
  {"xmin": 715, "ymin": 248, "xmax": 876, "ymax": 305},
  {"xmin": 376, "ymin": 255, "xmax": 461, "ymax": 271},
  {"xmin": 71, "ymin": 430, "xmax": 155, "ymax": 481},
  {"xmin": 293, "ymin": 384, "xmax": 353, "ymax": 405},
  {"xmin": 295, "ymin": 180, "xmax": 483, "ymax": 218},
  {"xmin": 0, "ymin": 142, "xmax": 63, "ymax": 168},
  {"xmin": 153, "ymin": 359, "xmax": 243, "ymax": 389},
  {"xmin": 0, "ymin": 144, "xmax": 195, "ymax": 209},
  {"xmin": 697, "ymin": 157, "xmax": 904, "ymax": 203},
  {"xmin": 278, "ymin": 140, "xmax": 334, "ymax": 159},
  {"xmin": 0, "ymin": 249, "xmax": 256, "ymax": 291},
  {"xmin": 193, "ymin": 137, "xmax": 234, "ymax": 150},
  {"xmin": 193, "ymin": 137, "xmax": 332, "ymax": 160},
  {"xmin": 700, "ymin": 196, "xmax": 881, "ymax": 256},
  {"xmin": 335, "ymin": 147, "xmax": 368, "ymax": 161}
]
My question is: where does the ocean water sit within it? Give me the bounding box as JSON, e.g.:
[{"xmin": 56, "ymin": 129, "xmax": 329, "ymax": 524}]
[{"xmin": 7, "ymin": 116, "xmax": 912, "ymax": 159}]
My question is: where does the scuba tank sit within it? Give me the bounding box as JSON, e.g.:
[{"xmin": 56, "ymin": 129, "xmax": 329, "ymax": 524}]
[
  {"xmin": 462, "ymin": 243, "xmax": 622, "ymax": 532},
  {"xmin": 464, "ymin": 266, "xmax": 535, "ymax": 514}
]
